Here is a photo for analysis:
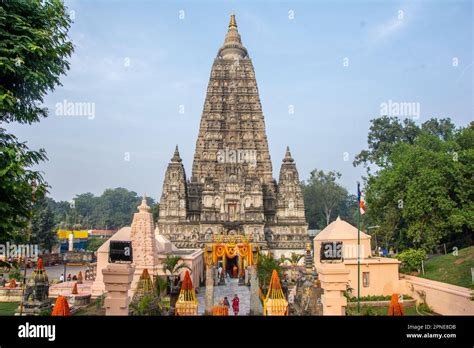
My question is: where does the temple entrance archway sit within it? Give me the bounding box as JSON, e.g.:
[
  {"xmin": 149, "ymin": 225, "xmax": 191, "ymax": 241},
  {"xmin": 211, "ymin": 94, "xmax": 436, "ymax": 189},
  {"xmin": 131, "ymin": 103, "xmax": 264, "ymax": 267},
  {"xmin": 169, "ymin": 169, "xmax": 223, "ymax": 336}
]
[
  {"xmin": 225, "ymin": 255, "xmax": 239, "ymax": 278},
  {"xmin": 203, "ymin": 234, "xmax": 259, "ymax": 280}
]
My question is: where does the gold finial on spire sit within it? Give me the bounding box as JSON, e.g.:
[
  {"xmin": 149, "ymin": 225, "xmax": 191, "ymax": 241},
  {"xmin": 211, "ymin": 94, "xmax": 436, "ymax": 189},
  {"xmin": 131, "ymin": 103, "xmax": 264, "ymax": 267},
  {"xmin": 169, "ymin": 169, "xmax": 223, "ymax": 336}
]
[{"xmin": 229, "ymin": 14, "xmax": 237, "ymax": 29}]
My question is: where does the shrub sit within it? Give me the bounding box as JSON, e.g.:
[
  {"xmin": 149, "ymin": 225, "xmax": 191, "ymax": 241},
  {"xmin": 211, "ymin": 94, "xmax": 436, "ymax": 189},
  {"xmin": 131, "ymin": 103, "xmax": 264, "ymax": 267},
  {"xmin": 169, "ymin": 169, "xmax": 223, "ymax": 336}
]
[
  {"xmin": 396, "ymin": 248, "xmax": 427, "ymax": 273},
  {"xmin": 8, "ymin": 268, "xmax": 22, "ymax": 281}
]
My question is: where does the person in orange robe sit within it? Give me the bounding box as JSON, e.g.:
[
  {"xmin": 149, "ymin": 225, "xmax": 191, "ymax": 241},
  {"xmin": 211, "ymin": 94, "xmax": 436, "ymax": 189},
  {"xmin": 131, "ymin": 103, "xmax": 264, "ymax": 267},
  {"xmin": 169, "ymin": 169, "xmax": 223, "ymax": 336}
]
[
  {"xmin": 388, "ymin": 294, "xmax": 405, "ymax": 316},
  {"xmin": 232, "ymin": 265, "xmax": 238, "ymax": 278}
]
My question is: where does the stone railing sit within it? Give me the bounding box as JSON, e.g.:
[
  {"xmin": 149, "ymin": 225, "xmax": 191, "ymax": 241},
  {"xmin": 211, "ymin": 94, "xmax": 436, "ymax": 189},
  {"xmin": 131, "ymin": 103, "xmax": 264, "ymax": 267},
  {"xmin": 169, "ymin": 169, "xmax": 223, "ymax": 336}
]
[
  {"xmin": 400, "ymin": 274, "xmax": 474, "ymax": 315},
  {"xmin": 0, "ymin": 287, "xmax": 22, "ymax": 302}
]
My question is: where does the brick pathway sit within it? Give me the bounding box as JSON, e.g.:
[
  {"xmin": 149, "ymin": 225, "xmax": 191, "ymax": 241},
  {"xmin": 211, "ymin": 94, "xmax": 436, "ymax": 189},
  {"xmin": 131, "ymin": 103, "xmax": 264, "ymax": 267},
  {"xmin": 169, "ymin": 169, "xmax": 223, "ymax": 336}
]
[{"xmin": 197, "ymin": 278, "xmax": 250, "ymax": 316}]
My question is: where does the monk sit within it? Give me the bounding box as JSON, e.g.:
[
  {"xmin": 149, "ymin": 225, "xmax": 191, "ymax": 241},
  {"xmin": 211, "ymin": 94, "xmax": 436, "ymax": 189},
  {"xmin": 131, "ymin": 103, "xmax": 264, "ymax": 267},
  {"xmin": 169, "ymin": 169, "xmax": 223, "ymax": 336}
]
[
  {"xmin": 232, "ymin": 265, "xmax": 238, "ymax": 278},
  {"xmin": 231, "ymin": 294, "xmax": 240, "ymax": 316},
  {"xmin": 388, "ymin": 294, "xmax": 405, "ymax": 316}
]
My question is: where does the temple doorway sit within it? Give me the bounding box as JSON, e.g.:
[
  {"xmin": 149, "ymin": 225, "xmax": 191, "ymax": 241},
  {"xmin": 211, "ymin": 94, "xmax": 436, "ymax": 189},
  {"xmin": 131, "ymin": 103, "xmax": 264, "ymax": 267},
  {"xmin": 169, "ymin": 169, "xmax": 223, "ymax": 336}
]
[{"xmin": 225, "ymin": 256, "xmax": 239, "ymax": 278}]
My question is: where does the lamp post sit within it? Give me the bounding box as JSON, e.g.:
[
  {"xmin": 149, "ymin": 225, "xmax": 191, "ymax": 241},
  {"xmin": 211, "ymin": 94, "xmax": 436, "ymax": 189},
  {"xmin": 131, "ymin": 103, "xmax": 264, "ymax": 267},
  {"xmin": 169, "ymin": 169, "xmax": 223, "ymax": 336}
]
[
  {"xmin": 19, "ymin": 179, "xmax": 36, "ymax": 316},
  {"xmin": 63, "ymin": 253, "xmax": 67, "ymax": 283}
]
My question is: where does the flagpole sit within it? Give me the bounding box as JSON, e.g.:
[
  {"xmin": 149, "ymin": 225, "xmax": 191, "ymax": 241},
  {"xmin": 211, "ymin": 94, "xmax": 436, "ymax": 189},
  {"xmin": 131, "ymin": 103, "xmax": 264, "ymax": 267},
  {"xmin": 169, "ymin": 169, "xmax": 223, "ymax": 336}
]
[{"xmin": 357, "ymin": 182, "xmax": 361, "ymax": 314}]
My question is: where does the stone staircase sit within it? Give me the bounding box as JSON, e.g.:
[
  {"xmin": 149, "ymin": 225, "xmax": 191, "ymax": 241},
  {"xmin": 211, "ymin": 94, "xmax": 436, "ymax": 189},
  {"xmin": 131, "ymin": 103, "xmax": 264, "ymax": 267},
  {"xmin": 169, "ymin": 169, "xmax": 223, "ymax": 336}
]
[{"xmin": 197, "ymin": 278, "xmax": 250, "ymax": 315}]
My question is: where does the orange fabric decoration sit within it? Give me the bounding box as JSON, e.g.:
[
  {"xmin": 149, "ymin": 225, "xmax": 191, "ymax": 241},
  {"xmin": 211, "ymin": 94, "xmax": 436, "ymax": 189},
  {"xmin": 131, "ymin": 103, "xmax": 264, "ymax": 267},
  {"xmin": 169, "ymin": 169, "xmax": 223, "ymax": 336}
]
[
  {"xmin": 212, "ymin": 305, "xmax": 229, "ymax": 316},
  {"xmin": 264, "ymin": 270, "xmax": 288, "ymax": 316},
  {"xmin": 181, "ymin": 270, "xmax": 192, "ymax": 291},
  {"xmin": 52, "ymin": 296, "xmax": 71, "ymax": 316},
  {"xmin": 388, "ymin": 294, "xmax": 405, "ymax": 316},
  {"xmin": 175, "ymin": 270, "xmax": 198, "ymax": 316},
  {"xmin": 71, "ymin": 282, "xmax": 78, "ymax": 295},
  {"xmin": 36, "ymin": 258, "xmax": 45, "ymax": 270}
]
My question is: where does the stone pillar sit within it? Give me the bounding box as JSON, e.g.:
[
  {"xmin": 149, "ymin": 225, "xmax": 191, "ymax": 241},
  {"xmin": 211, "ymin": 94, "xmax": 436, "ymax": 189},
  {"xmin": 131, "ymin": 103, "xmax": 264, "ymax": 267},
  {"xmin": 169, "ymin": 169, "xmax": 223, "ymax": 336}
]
[
  {"xmin": 249, "ymin": 265, "xmax": 263, "ymax": 315},
  {"xmin": 102, "ymin": 263, "xmax": 135, "ymax": 316},
  {"xmin": 316, "ymin": 263, "xmax": 350, "ymax": 316},
  {"xmin": 205, "ymin": 266, "xmax": 214, "ymax": 315}
]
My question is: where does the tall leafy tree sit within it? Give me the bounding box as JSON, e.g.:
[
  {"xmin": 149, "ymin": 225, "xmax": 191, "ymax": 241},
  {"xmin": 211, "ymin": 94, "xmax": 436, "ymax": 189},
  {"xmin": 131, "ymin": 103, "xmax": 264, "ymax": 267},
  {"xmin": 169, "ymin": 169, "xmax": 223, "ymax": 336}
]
[
  {"xmin": 48, "ymin": 188, "xmax": 158, "ymax": 230},
  {"xmin": 31, "ymin": 197, "xmax": 57, "ymax": 252},
  {"xmin": 356, "ymin": 117, "xmax": 473, "ymax": 251},
  {"xmin": 0, "ymin": 130, "xmax": 47, "ymax": 242},
  {"xmin": 302, "ymin": 169, "xmax": 350, "ymax": 228},
  {"xmin": 0, "ymin": 0, "xmax": 73, "ymax": 240}
]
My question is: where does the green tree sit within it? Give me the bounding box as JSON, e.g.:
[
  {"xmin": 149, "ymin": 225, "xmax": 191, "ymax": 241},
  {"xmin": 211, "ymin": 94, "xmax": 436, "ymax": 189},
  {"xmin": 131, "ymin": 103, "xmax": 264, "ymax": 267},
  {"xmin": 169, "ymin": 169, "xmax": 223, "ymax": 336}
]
[
  {"xmin": 162, "ymin": 255, "xmax": 190, "ymax": 278},
  {"xmin": 0, "ymin": 0, "xmax": 73, "ymax": 243},
  {"xmin": 31, "ymin": 197, "xmax": 57, "ymax": 252},
  {"xmin": 0, "ymin": 130, "xmax": 47, "ymax": 241},
  {"xmin": 257, "ymin": 253, "xmax": 282, "ymax": 293},
  {"xmin": 302, "ymin": 169, "xmax": 350, "ymax": 228},
  {"xmin": 396, "ymin": 248, "xmax": 427, "ymax": 273},
  {"xmin": 85, "ymin": 237, "xmax": 106, "ymax": 252},
  {"xmin": 151, "ymin": 203, "xmax": 160, "ymax": 224},
  {"xmin": 281, "ymin": 252, "xmax": 304, "ymax": 282},
  {"xmin": 74, "ymin": 193, "xmax": 98, "ymax": 228},
  {"xmin": 89, "ymin": 188, "xmax": 156, "ymax": 229},
  {"xmin": 357, "ymin": 117, "xmax": 473, "ymax": 251},
  {"xmin": 353, "ymin": 116, "xmax": 420, "ymax": 171}
]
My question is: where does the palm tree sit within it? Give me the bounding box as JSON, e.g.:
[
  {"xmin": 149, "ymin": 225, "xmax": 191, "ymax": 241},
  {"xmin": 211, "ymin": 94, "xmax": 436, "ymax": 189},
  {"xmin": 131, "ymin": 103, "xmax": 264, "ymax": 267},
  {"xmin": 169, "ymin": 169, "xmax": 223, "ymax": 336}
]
[
  {"xmin": 162, "ymin": 255, "xmax": 191, "ymax": 294},
  {"xmin": 154, "ymin": 275, "xmax": 170, "ymax": 314},
  {"xmin": 282, "ymin": 253, "xmax": 304, "ymax": 282},
  {"xmin": 162, "ymin": 255, "xmax": 191, "ymax": 314},
  {"xmin": 257, "ymin": 253, "xmax": 282, "ymax": 294},
  {"xmin": 162, "ymin": 255, "xmax": 191, "ymax": 276},
  {"xmin": 155, "ymin": 275, "xmax": 168, "ymax": 298}
]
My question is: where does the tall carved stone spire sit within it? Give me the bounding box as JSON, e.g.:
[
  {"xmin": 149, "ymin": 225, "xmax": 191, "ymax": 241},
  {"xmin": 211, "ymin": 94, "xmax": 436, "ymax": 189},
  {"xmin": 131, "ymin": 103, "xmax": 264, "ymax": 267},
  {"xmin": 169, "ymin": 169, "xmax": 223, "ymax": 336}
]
[
  {"xmin": 187, "ymin": 14, "xmax": 276, "ymax": 224},
  {"xmin": 157, "ymin": 15, "xmax": 308, "ymax": 254},
  {"xmin": 159, "ymin": 147, "xmax": 187, "ymax": 222},
  {"xmin": 276, "ymin": 147, "xmax": 306, "ymax": 222}
]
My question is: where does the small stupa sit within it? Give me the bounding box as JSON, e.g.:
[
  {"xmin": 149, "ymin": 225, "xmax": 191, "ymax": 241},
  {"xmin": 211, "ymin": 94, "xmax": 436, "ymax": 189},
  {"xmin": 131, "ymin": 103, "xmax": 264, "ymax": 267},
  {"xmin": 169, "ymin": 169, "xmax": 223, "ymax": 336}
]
[
  {"xmin": 130, "ymin": 194, "xmax": 160, "ymax": 290},
  {"xmin": 16, "ymin": 258, "xmax": 51, "ymax": 315}
]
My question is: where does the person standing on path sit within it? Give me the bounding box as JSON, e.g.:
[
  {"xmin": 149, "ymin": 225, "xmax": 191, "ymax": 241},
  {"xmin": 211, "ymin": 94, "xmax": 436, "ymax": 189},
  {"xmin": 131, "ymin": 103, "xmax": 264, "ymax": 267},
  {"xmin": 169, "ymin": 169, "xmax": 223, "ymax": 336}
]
[
  {"xmin": 231, "ymin": 294, "xmax": 240, "ymax": 316},
  {"xmin": 223, "ymin": 296, "xmax": 230, "ymax": 309}
]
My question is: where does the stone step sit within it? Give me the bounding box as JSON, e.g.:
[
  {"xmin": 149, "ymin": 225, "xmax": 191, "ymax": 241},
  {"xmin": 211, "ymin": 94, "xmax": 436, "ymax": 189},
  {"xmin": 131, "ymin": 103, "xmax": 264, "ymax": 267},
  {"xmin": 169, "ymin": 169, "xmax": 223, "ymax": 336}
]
[{"xmin": 196, "ymin": 278, "xmax": 250, "ymax": 316}]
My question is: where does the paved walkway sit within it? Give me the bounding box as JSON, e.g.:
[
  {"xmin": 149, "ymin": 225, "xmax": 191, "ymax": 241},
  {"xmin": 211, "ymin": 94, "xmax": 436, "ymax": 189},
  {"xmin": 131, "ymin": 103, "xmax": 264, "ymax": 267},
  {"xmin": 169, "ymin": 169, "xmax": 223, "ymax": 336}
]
[
  {"xmin": 197, "ymin": 278, "xmax": 250, "ymax": 316},
  {"xmin": 26, "ymin": 265, "xmax": 88, "ymax": 280}
]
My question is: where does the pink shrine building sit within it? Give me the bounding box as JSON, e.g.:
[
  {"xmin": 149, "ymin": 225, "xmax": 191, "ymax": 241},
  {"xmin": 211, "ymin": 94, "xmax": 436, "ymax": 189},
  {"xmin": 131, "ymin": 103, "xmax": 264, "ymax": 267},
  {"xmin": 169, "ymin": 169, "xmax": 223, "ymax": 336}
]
[{"xmin": 314, "ymin": 217, "xmax": 401, "ymax": 297}]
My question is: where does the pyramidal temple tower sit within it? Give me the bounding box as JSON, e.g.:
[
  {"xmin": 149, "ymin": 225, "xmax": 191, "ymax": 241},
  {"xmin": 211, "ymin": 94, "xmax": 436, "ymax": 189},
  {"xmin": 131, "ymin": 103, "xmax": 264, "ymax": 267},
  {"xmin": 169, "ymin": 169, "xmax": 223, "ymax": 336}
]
[
  {"xmin": 157, "ymin": 15, "xmax": 308, "ymax": 258},
  {"xmin": 131, "ymin": 195, "xmax": 160, "ymax": 289}
]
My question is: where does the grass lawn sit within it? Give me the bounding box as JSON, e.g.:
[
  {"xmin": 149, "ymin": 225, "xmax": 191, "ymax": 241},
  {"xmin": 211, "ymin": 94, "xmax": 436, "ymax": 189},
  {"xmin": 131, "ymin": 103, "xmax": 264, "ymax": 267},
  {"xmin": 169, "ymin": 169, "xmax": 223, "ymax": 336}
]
[
  {"xmin": 74, "ymin": 298, "xmax": 105, "ymax": 316},
  {"xmin": 419, "ymin": 246, "xmax": 474, "ymax": 288},
  {"xmin": 0, "ymin": 302, "xmax": 19, "ymax": 316},
  {"xmin": 365, "ymin": 306, "xmax": 426, "ymax": 316},
  {"xmin": 348, "ymin": 305, "xmax": 429, "ymax": 316}
]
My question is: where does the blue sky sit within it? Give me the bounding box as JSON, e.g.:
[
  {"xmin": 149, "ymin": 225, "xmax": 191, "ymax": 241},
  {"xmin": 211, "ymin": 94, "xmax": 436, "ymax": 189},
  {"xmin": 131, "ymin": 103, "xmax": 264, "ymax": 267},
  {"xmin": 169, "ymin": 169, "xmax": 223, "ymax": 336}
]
[{"xmin": 6, "ymin": 0, "xmax": 473, "ymax": 202}]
